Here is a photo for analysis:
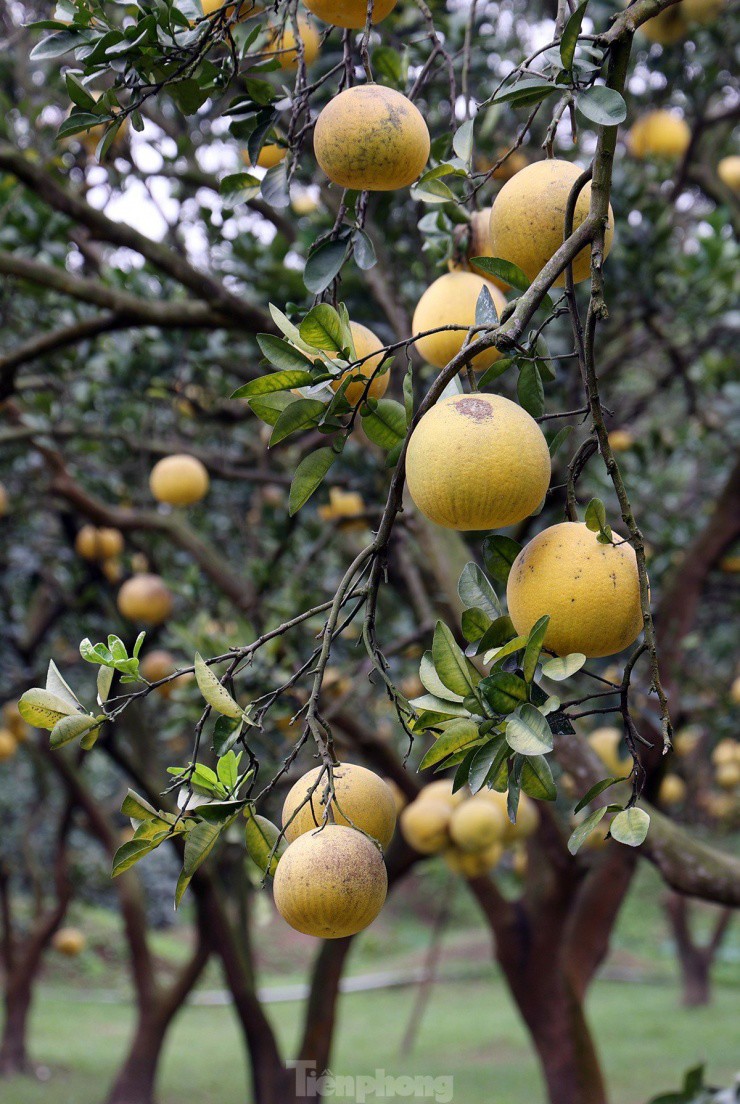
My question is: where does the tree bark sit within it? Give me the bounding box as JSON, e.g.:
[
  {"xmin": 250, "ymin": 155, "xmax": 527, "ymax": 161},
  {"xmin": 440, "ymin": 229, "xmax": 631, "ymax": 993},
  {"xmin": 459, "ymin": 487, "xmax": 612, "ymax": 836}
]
[{"xmin": 663, "ymin": 893, "xmax": 734, "ymax": 1008}]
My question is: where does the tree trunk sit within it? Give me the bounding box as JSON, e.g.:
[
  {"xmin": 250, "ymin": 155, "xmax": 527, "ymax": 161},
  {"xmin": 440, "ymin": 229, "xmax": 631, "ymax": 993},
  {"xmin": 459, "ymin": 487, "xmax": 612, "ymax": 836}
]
[
  {"xmin": 0, "ymin": 971, "xmax": 34, "ymax": 1076},
  {"xmin": 105, "ymin": 1005, "xmax": 169, "ymax": 1104},
  {"xmin": 663, "ymin": 893, "xmax": 733, "ymax": 1008}
]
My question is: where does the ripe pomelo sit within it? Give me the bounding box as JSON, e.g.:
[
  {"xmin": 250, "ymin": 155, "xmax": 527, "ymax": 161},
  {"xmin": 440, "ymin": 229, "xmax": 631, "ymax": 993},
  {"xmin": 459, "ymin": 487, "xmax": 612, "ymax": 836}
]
[
  {"xmin": 627, "ymin": 111, "xmax": 691, "ymax": 160},
  {"xmin": 117, "ymin": 574, "xmax": 173, "ymax": 625},
  {"xmin": 444, "ymin": 841, "xmax": 502, "ymax": 877},
  {"xmin": 412, "ymin": 272, "xmax": 507, "ymax": 372},
  {"xmin": 718, "ymin": 155, "xmax": 740, "ymax": 191},
  {"xmin": 330, "ymin": 321, "xmax": 389, "ymax": 405},
  {"xmin": 399, "ymin": 799, "xmax": 451, "ymax": 853},
  {"xmin": 270, "ymin": 17, "xmax": 321, "ymax": 68},
  {"xmin": 282, "ymin": 763, "xmax": 397, "ymax": 848},
  {"xmin": 449, "ymin": 798, "xmax": 507, "ymax": 852},
  {"xmin": 150, "ymin": 454, "xmax": 209, "ymax": 506},
  {"xmin": 304, "ymin": 0, "xmax": 397, "ymax": 28}
]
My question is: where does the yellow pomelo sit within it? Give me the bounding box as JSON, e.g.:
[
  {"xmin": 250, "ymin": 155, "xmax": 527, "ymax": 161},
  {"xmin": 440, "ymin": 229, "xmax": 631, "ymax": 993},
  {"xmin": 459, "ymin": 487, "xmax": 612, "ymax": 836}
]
[
  {"xmin": 150, "ymin": 454, "xmax": 209, "ymax": 506},
  {"xmin": 117, "ymin": 574, "xmax": 173, "ymax": 625},
  {"xmin": 608, "ymin": 428, "xmax": 634, "ymax": 452},
  {"xmin": 318, "ymin": 488, "xmax": 367, "ymax": 529},
  {"xmin": 507, "ymin": 522, "xmax": 643, "ymax": 658},
  {"xmin": 314, "ymin": 85, "xmax": 430, "ymax": 191},
  {"xmin": 681, "ymin": 0, "xmax": 725, "ymax": 23},
  {"xmin": 449, "ymin": 798, "xmax": 507, "ymax": 852},
  {"xmin": 658, "ymin": 773, "xmax": 686, "ymax": 806},
  {"xmin": 639, "ymin": 5, "xmax": 687, "ymax": 43},
  {"xmin": 716, "ymin": 761, "xmax": 740, "ymax": 790},
  {"xmin": 75, "ymin": 525, "xmax": 124, "ymax": 561},
  {"xmin": 731, "ymin": 676, "xmax": 740, "ymax": 705},
  {"xmin": 52, "ymin": 927, "xmax": 86, "ymax": 956},
  {"xmin": 399, "ymin": 799, "xmax": 451, "ymax": 853},
  {"xmin": 273, "ymin": 825, "xmax": 387, "ymax": 938},
  {"xmin": 673, "ymin": 726, "xmax": 701, "ymax": 757},
  {"xmin": 243, "ymin": 144, "xmax": 286, "ymax": 169},
  {"xmin": 412, "ymin": 272, "xmax": 507, "ymax": 372},
  {"xmin": 588, "ymin": 727, "xmax": 632, "ymax": 777},
  {"xmin": 718, "ymin": 155, "xmax": 740, "ymax": 192},
  {"xmin": 712, "ymin": 738, "xmax": 739, "ymax": 766},
  {"xmin": 292, "ymin": 189, "xmax": 320, "ymax": 215},
  {"xmin": 0, "ymin": 482, "xmax": 8, "ymax": 516},
  {"xmin": 0, "ymin": 729, "xmax": 17, "ymax": 762},
  {"xmin": 627, "ymin": 111, "xmax": 691, "ymax": 160},
  {"xmin": 384, "ymin": 778, "xmax": 408, "ymax": 815},
  {"xmin": 140, "ymin": 650, "xmax": 192, "ymax": 699},
  {"xmin": 405, "ymin": 394, "xmax": 551, "ymax": 532},
  {"xmin": 282, "ymin": 763, "xmax": 397, "ymax": 848},
  {"xmin": 304, "ymin": 0, "xmax": 397, "ymax": 27},
  {"xmin": 330, "ymin": 321, "xmax": 389, "ymax": 405},
  {"xmin": 477, "ymin": 787, "xmax": 539, "ymax": 843},
  {"xmin": 2, "ymin": 703, "xmax": 28, "ymax": 741},
  {"xmin": 416, "ymin": 779, "xmax": 466, "ymax": 809},
  {"xmin": 488, "ymin": 159, "xmax": 614, "ymax": 286},
  {"xmin": 466, "ymin": 209, "xmax": 508, "ymax": 289},
  {"xmin": 511, "ymin": 845, "xmax": 528, "ymax": 877},
  {"xmin": 201, "ymin": 0, "xmax": 261, "ymax": 17},
  {"xmin": 270, "ymin": 17, "xmax": 321, "ymax": 69},
  {"xmin": 444, "ymin": 841, "xmax": 502, "ymax": 877}
]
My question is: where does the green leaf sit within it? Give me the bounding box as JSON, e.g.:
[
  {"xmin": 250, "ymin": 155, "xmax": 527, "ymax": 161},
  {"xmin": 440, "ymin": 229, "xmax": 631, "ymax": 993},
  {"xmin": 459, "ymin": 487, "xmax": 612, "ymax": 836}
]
[
  {"xmin": 520, "ymin": 755, "xmax": 556, "ymax": 800},
  {"xmin": 560, "ymin": 0, "xmax": 589, "ymax": 70},
  {"xmin": 485, "ymin": 635, "xmax": 529, "ymax": 665},
  {"xmin": 482, "ymin": 535, "xmax": 521, "ymax": 585},
  {"xmin": 372, "ymin": 44, "xmax": 405, "ymax": 83},
  {"xmin": 46, "ymin": 660, "xmax": 83, "ymax": 710},
  {"xmin": 256, "ymin": 334, "xmax": 315, "ymax": 372},
  {"xmin": 217, "ymin": 750, "xmax": 239, "ymax": 791},
  {"xmin": 505, "ymin": 704, "xmax": 554, "ymax": 756},
  {"xmin": 461, "ymin": 607, "xmax": 493, "ymax": 644},
  {"xmin": 213, "ymin": 715, "xmax": 244, "ymax": 757},
  {"xmin": 419, "ymin": 718, "xmax": 480, "ymax": 770},
  {"xmin": 30, "ymin": 29, "xmax": 86, "ymax": 59},
  {"xmin": 576, "ymin": 86, "xmax": 627, "ymax": 127},
  {"xmin": 289, "ymin": 447, "xmax": 337, "ymax": 515},
  {"xmin": 174, "ymin": 870, "xmax": 192, "ymax": 910},
  {"xmin": 304, "ymin": 238, "xmax": 348, "ymax": 295},
  {"xmin": 112, "ymin": 837, "xmax": 161, "ymax": 877},
  {"xmin": 523, "ymin": 615, "xmax": 550, "ymax": 682},
  {"xmin": 477, "ymin": 356, "xmax": 516, "ymax": 389},
  {"xmin": 261, "ymin": 160, "xmax": 289, "ymax": 208},
  {"xmin": 610, "ymin": 807, "xmax": 650, "ymax": 847},
  {"xmin": 248, "ymin": 392, "xmax": 296, "ymax": 427},
  {"xmin": 452, "ymin": 118, "xmax": 475, "ymax": 164},
  {"xmin": 548, "ymin": 424, "xmax": 574, "ymax": 456},
  {"xmin": 457, "ymin": 563, "xmax": 500, "ymax": 619},
  {"xmin": 517, "ymin": 361, "xmax": 545, "ymax": 418},
  {"xmin": 183, "ymin": 820, "xmax": 223, "ymax": 876},
  {"xmin": 244, "ymin": 808, "xmax": 286, "ymax": 877},
  {"xmin": 540, "ymin": 653, "xmax": 587, "ymax": 681},
  {"xmin": 470, "ymin": 256, "xmax": 530, "ymax": 292},
  {"xmin": 567, "ymin": 807, "xmax": 607, "ymax": 854},
  {"xmin": 479, "ymin": 671, "xmax": 528, "ymax": 714},
  {"xmin": 232, "ymin": 370, "xmax": 314, "ymax": 400},
  {"xmin": 419, "ymin": 651, "xmax": 464, "ymax": 703},
  {"xmin": 299, "ymin": 304, "xmax": 346, "ymax": 351},
  {"xmin": 121, "ymin": 790, "xmax": 164, "ymax": 824},
  {"xmin": 65, "ymin": 72, "xmax": 97, "ymax": 110},
  {"xmin": 50, "ymin": 713, "xmax": 100, "ymax": 749},
  {"xmin": 574, "ymin": 775, "xmax": 627, "ymax": 814},
  {"xmin": 473, "ymin": 615, "xmax": 517, "ymax": 655},
  {"xmin": 491, "ymin": 77, "xmax": 556, "ymax": 107},
  {"xmin": 468, "ymin": 736, "xmax": 508, "ymax": 794},
  {"xmin": 352, "ymin": 229, "xmax": 377, "ymax": 271},
  {"xmin": 361, "ymin": 399, "xmax": 406, "ymax": 451},
  {"xmin": 269, "ymin": 398, "xmax": 326, "ymax": 446},
  {"xmin": 432, "ymin": 622, "xmax": 480, "ymax": 698},
  {"xmin": 408, "ymin": 693, "xmax": 471, "ymax": 721},
  {"xmin": 194, "ymin": 653, "xmax": 243, "ymax": 720},
  {"xmin": 19, "ymin": 688, "xmax": 79, "ymax": 731}
]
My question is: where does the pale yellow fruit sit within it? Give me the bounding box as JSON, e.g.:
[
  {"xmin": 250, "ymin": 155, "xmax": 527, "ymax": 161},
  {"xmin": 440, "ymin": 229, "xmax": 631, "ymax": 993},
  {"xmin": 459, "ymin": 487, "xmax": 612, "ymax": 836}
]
[
  {"xmin": 511, "ymin": 845, "xmax": 528, "ymax": 877},
  {"xmin": 384, "ymin": 778, "xmax": 408, "ymax": 815},
  {"xmin": 716, "ymin": 761, "xmax": 740, "ymax": 790},
  {"xmin": 292, "ymin": 189, "xmax": 320, "ymax": 215},
  {"xmin": 731, "ymin": 677, "xmax": 740, "ymax": 705},
  {"xmin": 52, "ymin": 928, "xmax": 86, "ymax": 956},
  {"xmin": 673, "ymin": 726, "xmax": 701, "ymax": 757},
  {"xmin": 243, "ymin": 144, "xmax": 286, "ymax": 170},
  {"xmin": 75, "ymin": 525, "xmax": 124, "ymax": 562},
  {"xmin": 444, "ymin": 841, "xmax": 502, "ymax": 878},
  {"xmin": 0, "ymin": 482, "xmax": 8, "ymax": 516},
  {"xmin": 304, "ymin": 0, "xmax": 397, "ymax": 28},
  {"xmin": 2, "ymin": 703, "xmax": 28, "ymax": 741},
  {"xmin": 477, "ymin": 788, "xmax": 539, "ymax": 843},
  {"xmin": 405, "ymin": 394, "xmax": 551, "ymax": 532},
  {"xmin": 659, "ymin": 773, "xmax": 686, "ymax": 807},
  {"xmin": 150, "ymin": 454, "xmax": 209, "ymax": 507},
  {"xmin": 0, "ymin": 729, "xmax": 17, "ymax": 762},
  {"xmin": 588, "ymin": 727, "xmax": 632, "ymax": 777},
  {"xmin": 718, "ymin": 156, "xmax": 740, "ymax": 192},
  {"xmin": 140, "ymin": 650, "xmax": 192, "ymax": 699},
  {"xmin": 720, "ymin": 554, "xmax": 740, "ymax": 573},
  {"xmin": 399, "ymin": 799, "xmax": 451, "ymax": 853},
  {"xmin": 712, "ymin": 738, "xmax": 740, "ymax": 766},
  {"xmin": 270, "ymin": 17, "xmax": 321, "ymax": 69},
  {"xmin": 627, "ymin": 111, "xmax": 691, "ymax": 160},
  {"xmin": 507, "ymin": 522, "xmax": 643, "ymax": 659},
  {"xmin": 608, "ymin": 428, "xmax": 635, "ymax": 452},
  {"xmin": 639, "ymin": 5, "xmax": 687, "ymax": 44},
  {"xmin": 201, "ymin": 0, "xmax": 260, "ymax": 17},
  {"xmin": 329, "ymin": 321, "xmax": 389, "ymax": 406},
  {"xmin": 705, "ymin": 792, "xmax": 736, "ymax": 821},
  {"xmin": 412, "ymin": 272, "xmax": 507, "ymax": 372},
  {"xmin": 682, "ymin": 0, "xmax": 726, "ymax": 23},
  {"xmin": 117, "ymin": 574, "xmax": 173, "ymax": 625},
  {"xmin": 449, "ymin": 798, "xmax": 507, "ymax": 853},
  {"xmin": 101, "ymin": 557, "xmax": 122, "ymax": 584},
  {"xmin": 488, "ymin": 159, "xmax": 614, "ymax": 287},
  {"xmin": 282, "ymin": 763, "xmax": 397, "ymax": 848},
  {"xmin": 466, "ymin": 209, "xmax": 509, "ymax": 289},
  {"xmin": 416, "ymin": 779, "xmax": 466, "ymax": 809},
  {"xmin": 318, "ymin": 488, "xmax": 367, "ymax": 530},
  {"xmin": 314, "ymin": 85, "xmax": 430, "ymax": 191},
  {"xmin": 474, "ymin": 147, "xmax": 529, "ymax": 181},
  {"xmin": 273, "ymin": 825, "xmax": 387, "ymax": 938}
]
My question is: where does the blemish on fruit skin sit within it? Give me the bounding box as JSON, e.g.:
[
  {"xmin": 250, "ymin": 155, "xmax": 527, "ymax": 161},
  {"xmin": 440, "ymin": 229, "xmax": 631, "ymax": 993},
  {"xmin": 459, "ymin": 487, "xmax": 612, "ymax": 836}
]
[{"xmin": 454, "ymin": 397, "xmax": 493, "ymax": 422}]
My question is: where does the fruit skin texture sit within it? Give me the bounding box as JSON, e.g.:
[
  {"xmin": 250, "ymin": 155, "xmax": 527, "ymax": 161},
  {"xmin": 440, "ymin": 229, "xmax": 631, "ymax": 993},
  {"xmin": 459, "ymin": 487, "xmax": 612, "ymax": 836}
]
[
  {"xmin": 399, "ymin": 799, "xmax": 451, "ymax": 853},
  {"xmin": 405, "ymin": 394, "xmax": 551, "ymax": 532},
  {"xmin": 449, "ymin": 798, "xmax": 506, "ymax": 852},
  {"xmin": 0, "ymin": 729, "xmax": 17, "ymax": 762},
  {"xmin": 444, "ymin": 841, "xmax": 502, "ymax": 878},
  {"xmin": 304, "ymin": 0, "xmax": 397, "ymax": 28},
  {"xmin": 314, "ymin": 86, "xmax": 430, "ymax": 192},
  {"xmin": 412, "ymin": 272, "xmax": 507, "ymax": 372},
  {"xmin": 282, "ymin": 763, "xmax": 397, "ymax": 849},
  {"xmin": 589, "ymin": 727, "xmax": 632, "ymax": 777},
  {"xmin": 627, "ymin": 111, "xmax": 691, "ymax": 160},
  {"xmin": 243, "ymin": 144, "xmax": 286, "ymax": 170},
  {"xmin": 330, "ymin": 321, "xmax": 389, "ymax": 406},
  {"xmin": 507, "ymin": 522, "xmax": 643, "ymax": 659},
  {"xmin": 271, "ymin": 17, "xmax": 321, "ymax": 69},
  {"xmin": 488, "ymin": 159, "xmax": 614, "ymax": 287},
  {"xmin": 718, "ymin": 156, "xmax": 740, "ymax": 192},
  {"xmin": 117, "ymin": 574, "xmax": 173, "ymax": 625},
  {"xmin": 273, "ymin": 825, "xmax": 387, "ymax": 938},
  {"xmin": 52, "ymin": 928, "xmax": 86, "ymax": 956},
  {"xmin": 150, "ymin": 454, "xmax": 209, "ymax": 506}
]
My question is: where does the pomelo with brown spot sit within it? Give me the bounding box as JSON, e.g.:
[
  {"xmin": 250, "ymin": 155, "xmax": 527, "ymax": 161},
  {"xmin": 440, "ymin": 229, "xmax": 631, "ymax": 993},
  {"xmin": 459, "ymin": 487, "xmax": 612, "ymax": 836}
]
[
  {"xmin": 405, "ymin": 394, "xmax": 551, "ymax": 531},
  {"xmin": 273, "ymin": 825, "xmax": 387, "ymax": 938},
  {"xmin": 507, "ymin": 522, "xmax": 643, "ymax": 658},
  {"xmin": 412, "ymin": 272, "xmax": 507, "ymax": 372},
  {"xmin": 314, "ymin": 85, "xmax": 430, "ymax": 191}
]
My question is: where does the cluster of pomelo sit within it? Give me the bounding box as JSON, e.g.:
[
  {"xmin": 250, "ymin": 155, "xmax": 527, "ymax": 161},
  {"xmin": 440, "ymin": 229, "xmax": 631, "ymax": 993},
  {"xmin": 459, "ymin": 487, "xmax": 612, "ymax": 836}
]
[{"xmin": 0, "ymin": 701, "xmax": 29, "ymax": 763}]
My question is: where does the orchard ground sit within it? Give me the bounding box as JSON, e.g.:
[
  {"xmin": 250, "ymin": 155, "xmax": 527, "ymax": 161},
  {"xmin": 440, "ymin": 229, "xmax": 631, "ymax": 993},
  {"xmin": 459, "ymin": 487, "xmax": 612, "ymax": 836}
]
[{"xmin": 4, "ymin": 862, "xmax": 738, "ymax": 1104}]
